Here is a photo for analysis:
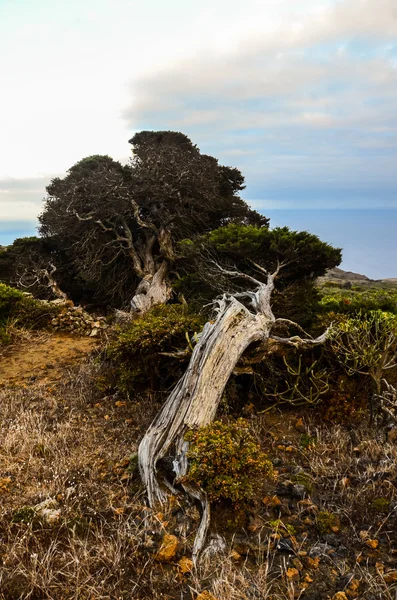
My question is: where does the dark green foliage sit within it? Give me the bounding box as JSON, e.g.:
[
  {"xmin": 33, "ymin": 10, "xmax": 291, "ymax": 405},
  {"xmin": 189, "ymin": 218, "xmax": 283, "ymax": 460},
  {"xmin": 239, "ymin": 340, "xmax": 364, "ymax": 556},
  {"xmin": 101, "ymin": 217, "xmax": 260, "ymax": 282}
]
[
  {"xmin": 0, "ymin": 283, "xmax": 61, "ymax": 344},
  {"xmin": 104, "ymin": 304, "xmax": 205, "ymax": 393},
  {"xmin": 184, "ymin": 419, "xmax": 273, "ymax": 502},
  {"xmin": 178, "ymin": 224, "xmax": 341, "ymax": 326},
  {"xmin": 0, "ymin": 283, "xmax": 24, "ymax": 323},
  {"xmin": 39, "ymin": 132, "xmax": 266, "ymax": 307}
]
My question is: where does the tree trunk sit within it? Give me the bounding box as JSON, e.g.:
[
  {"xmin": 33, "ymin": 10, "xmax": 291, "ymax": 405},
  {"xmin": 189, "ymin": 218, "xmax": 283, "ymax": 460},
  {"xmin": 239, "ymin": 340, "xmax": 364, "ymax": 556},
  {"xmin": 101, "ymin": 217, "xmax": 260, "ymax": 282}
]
[
  {"xmin": 130, "ymin": 261, "xmax": 172, "ymax": 313},
  {"xmin": 138, "ymin": 268, "xmax": 328, "ymax": 558}
]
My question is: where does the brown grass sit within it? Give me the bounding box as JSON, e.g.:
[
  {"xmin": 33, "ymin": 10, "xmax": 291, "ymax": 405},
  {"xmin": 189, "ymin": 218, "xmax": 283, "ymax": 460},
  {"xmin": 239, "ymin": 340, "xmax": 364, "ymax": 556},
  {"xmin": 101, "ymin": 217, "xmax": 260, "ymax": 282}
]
[{"xmin": 1, "ymin": 355, "xmax": 397, "ymax": 599}]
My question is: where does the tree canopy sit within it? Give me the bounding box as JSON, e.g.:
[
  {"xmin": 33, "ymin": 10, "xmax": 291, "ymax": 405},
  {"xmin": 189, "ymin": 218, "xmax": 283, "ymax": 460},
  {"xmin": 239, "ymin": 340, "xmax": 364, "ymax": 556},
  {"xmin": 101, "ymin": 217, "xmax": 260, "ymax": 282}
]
[{"xmin": 39, "ymin": 131, "xmax": 267, "ymax": 308}]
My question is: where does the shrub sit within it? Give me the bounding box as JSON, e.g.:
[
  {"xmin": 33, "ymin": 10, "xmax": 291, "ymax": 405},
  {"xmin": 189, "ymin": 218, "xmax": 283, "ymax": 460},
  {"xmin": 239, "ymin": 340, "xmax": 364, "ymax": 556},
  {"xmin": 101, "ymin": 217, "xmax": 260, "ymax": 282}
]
[
  {"xmin": 319, "ymin": 287, "xmax": 397, "ymax": 315},
  {"xmin": 0, "ymin": 283, "xmax": 24, "ymax": 324},
  {"xmin": 184, "ymin": 419, "xmax": 273, "ymax": 502},
  {"xmin": 104, "ymin": 304, "xmax": 205, "ymax": 392},
  {"xmin": 330, "ymin": 310, "xmax": 397, "ymax": 398}
]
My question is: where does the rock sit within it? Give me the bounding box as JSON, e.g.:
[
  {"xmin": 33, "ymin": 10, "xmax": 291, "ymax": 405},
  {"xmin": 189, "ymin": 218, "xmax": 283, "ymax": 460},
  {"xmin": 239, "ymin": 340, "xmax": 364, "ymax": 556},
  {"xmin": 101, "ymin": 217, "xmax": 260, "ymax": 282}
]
[
  {"xmin": 277, "ymin": 538, "xmax": 295, "ymax": 553},
  {"xmin": 308, "ymin": 543, "xmax": 330, "ymax": 557},
  {"xmin": 196, "ymin": 592, "xmax": 218, "ymax": 600},
  {"xmin": 155, "ymin": 533, "xmax": 178, "ymax": 562},
  {"xmin": 34, "ymin": 498, "xmax": 61, "ymax": 525},
  {"xmin": 201, "ymin": 534, "xmax": 227, "ymax": 557},
  {"xmin": 89, "ymin": 328, "xmax": 99, "ymax": 337},
  {"xmin": 178, "ymin": 556, "xmax": 193, "ymax": 574},
  {"xmin": 332, "ymin": 593, "xmax": 348, "ymax": 600},
  {"xmin": 294, "ymin": 418, "xmax": 306, "ymax": 433},
  {"xmin": 291, "ymin": 484, "xmax": 307, "ymax": 499},
  {"xmin": 383, "ymin": 571, "xmax": 397, "ymax": 583}
]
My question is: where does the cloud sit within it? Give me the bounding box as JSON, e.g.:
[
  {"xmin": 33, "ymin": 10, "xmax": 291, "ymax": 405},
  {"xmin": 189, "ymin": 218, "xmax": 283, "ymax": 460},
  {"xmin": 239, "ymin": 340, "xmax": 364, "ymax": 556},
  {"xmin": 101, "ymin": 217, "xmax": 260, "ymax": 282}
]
[
  {"xmin": 0, "ymin": 176, "xmax": 52, "ymax": 222},
  {"xmin": 123, "ymin": 0, "xmax": 397, "ymax": 208}
]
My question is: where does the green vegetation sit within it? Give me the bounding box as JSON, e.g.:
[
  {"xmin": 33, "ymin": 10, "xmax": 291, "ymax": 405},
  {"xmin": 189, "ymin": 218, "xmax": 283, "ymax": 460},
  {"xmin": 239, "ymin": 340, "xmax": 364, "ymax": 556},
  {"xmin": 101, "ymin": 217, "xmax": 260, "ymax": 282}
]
[
  {"xmin": 104, "ymin": 304, "xmax": 205, "ymax": 392},
  {"xmin": 184, "ymin": 419, "xmax": 273, "ymax": 502},
  {"xmin": 319, "ymin": 286, "xmax": 397, "ymax": 315}
]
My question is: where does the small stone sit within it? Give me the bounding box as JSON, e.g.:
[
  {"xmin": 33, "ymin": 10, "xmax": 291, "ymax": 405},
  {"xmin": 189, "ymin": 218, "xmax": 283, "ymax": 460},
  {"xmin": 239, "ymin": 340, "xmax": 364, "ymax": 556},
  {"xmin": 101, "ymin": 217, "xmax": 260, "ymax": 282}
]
[
  {"xmin": 277, "ymin": 538, "xmax": 295, "ymax": 553},
  {"xmin": 291, "ymin": 558, "xmax": 303, "ymax": 571},
  {"xmin": 383, "ymin": 571, "xmax": 397, "ymax": 583},
  {"xmin": 286, "ymin": 567, "xmax": 299, "ymax": 578},
  {"xmin": 155, "ymin": 533, "xmax": 178, "ymax": 562},
  {"xmin": 291, "ymin": 484, "xmax": 307, "ymax": 499},
  {"xmin": 178, "ymin": 556, "xmax": 193, "ymax": 574},
  {"xmin": 332, "ymin": 593, "xmax": 348, "ymax": 600},
  {"xmin": 294, "ymin": 418, "xmax": 306, "ymax": 433},
  {"xmin": 304, "ymin": 555, "xmax": 321, "ymax": 569},
  {"xmin": 365, "ymin": 538, "xmax": 379, "ymax": 549},
  {"xmin": 89, "ymin": 328, "xmax": 99, "ymax": 337},
  {"xmin": 196, "ymin": 592, "xmax": 218, "ymax": 600}
]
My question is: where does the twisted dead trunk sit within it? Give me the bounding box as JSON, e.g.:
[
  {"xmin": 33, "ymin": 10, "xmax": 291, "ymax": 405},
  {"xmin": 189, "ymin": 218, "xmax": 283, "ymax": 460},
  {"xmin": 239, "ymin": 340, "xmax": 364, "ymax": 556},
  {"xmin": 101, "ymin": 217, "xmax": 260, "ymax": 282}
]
[
  {"xmin": 130, "ymin": 261, "xmax": 172, "ymax": 313},
  {"xmin": 138, "ymin": 267, "xmax": 328, "ymax": 558}
]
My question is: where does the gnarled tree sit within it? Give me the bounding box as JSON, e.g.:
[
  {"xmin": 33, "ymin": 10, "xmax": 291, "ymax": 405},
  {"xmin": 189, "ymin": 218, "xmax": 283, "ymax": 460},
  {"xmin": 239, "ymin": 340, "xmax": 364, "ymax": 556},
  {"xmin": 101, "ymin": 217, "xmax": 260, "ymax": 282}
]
[
  {"xmin": 138, "ymin": 227, "xmax": 341, "ymax": 559},
  {"xmin": 39, "ymin": 132, "xmax": 267, "ymax": 310}
]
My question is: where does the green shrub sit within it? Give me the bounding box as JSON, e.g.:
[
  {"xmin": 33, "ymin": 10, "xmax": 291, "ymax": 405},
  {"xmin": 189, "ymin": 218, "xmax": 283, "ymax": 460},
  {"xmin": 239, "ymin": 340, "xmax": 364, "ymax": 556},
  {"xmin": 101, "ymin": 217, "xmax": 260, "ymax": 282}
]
[
  {"xmin": 319, "ymin": 287, "xmax": 397, "ymax": 315},
  {"xmin": 0, "ymin": 283, "xmax": 24, "ymax": 324},
  {"xmin": 104, "ymin": 304, "xmax": 205, "ymax": 392},
  {"xmin": 12, "ymin": 296, "xmax": 61, "ymax": 329},
  {"xmin": 183, "ymin": 419, "xmax": 273, "ymax": 502}
]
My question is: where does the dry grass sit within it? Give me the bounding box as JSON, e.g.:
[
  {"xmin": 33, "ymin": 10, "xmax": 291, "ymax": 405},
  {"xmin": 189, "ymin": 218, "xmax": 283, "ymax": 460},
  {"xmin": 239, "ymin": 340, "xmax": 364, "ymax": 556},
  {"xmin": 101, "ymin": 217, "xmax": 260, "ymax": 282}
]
[{"xmin": 1, "ymin": 357, "xmax": 397, "ymax": 599}]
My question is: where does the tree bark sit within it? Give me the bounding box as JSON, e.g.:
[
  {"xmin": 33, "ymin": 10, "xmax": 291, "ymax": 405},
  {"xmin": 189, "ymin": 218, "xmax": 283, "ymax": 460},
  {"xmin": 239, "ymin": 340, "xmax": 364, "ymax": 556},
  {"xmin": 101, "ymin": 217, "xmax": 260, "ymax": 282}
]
[
  {"xmin": 138, "ymin": 268, "xmax": 328, "ymax": 558},
  {"xmin": 130, "ymin": 261, "xmax": 172, "ymax": 313}
]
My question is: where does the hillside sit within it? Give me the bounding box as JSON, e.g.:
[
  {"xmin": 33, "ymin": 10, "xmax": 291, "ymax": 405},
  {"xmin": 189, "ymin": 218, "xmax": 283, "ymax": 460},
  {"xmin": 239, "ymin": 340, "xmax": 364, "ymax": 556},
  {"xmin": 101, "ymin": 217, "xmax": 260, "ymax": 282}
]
[{"xmin": 1, "ymin": 313, "xmax": 397, "ymax": 599}]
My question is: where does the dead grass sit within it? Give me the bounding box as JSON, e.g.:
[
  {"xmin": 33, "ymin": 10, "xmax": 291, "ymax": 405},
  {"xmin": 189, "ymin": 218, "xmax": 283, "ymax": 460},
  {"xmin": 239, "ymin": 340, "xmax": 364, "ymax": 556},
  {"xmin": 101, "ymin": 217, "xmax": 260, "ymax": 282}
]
[{"xmin": 1, "ymin": 354, "xmax": 397, "ymax": 599}]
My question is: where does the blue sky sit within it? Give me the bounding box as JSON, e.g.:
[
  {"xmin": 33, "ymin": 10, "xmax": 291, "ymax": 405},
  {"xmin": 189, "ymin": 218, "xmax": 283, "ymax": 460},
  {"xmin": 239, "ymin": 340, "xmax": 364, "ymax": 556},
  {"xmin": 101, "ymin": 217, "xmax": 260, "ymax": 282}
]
[{"xmin": 1, "ymin": 0, "xmax": 397, "ymax": 277}]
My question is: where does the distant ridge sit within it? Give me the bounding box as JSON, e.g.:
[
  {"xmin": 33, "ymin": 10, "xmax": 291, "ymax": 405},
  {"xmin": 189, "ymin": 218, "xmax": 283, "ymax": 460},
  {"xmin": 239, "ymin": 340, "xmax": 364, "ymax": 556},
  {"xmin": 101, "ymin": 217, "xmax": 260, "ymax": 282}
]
[{"xmin": 322, "ymin": 267, "xmax": 371, "ymax": 282}]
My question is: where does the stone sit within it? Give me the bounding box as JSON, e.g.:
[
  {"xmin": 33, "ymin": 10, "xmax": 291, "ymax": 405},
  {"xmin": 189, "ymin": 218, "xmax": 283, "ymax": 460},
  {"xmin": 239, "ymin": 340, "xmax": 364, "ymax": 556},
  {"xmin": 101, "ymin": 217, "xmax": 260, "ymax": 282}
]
[
  {"xmin": 196, "ymin": 592, "xmax": 218, "ymax": 600},
  {"xmin": 89, "ymin": 328, "xmax": 99, "ymax": 337},
  {"xmin": 178, "ymin": 556, "xmax": 193, "ymax": 574},
  {"xmin": 291, "ymin": 484, "xmax": 307, "ymax": 499},
  {"xmin": 277, "ymin": 538, "xmax": 295, "ymax": 553},
  {"xmin": 332, "ymin": 593, "xmax": 348, "ymax": 600},
  {"xmin": 34, "ymin": 498, "xmax": 61, "ymax": 525},
  {"xmin": 155, "ymin": 533, "xmax": 178, "ymax": 562},
  {"xmin": 383, "ymin": 571, "xmax": 397, "ymax": 583}
]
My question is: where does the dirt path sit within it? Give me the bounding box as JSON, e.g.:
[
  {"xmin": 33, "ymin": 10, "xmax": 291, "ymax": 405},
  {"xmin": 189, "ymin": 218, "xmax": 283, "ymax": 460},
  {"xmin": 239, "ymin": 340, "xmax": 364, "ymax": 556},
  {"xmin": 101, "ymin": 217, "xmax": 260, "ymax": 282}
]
[{"xmin": 0, "ymin": 333, "xmax": 99, "ymax": 387}]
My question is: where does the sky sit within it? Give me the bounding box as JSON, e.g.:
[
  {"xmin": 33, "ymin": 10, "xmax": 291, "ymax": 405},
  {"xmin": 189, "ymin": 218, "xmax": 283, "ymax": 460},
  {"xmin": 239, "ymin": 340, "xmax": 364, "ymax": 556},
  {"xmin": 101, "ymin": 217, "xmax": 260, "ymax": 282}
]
[{"xmin": 1, "ymin": 0, "xmax": 396, "ymax": 277}]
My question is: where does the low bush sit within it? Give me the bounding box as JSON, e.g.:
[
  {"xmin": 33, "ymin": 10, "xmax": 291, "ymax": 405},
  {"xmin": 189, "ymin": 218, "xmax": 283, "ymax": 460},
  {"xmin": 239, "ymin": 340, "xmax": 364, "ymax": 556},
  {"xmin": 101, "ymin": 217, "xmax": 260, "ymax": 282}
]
[
  {"xmin": 184, "ymin": 419, "xmax": 273, "ymax": 502},
  {"xmin": 104, "ymin": 304, "xmax": 205, "ymax": 393},
  {"xmin": 319, "ymin": 287, "xmax": 397, "ymax": 315},
  {"xmin": 0, "ymin": 283, "xmax": 24, "ymax": 324},
  {"xmin": 0, "ymin": 283, "xmax": 61, "ymax": 345}
]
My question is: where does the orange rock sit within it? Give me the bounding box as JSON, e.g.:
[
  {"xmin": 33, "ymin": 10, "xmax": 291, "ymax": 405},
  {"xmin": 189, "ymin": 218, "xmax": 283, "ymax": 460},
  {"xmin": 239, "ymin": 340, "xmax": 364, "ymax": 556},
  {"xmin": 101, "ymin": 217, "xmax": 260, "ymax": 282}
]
[
  {"xmin": 383, "ymin": 571, "xmax": 397, "ymax": 583},
  {"xmin": 291, "ymin": 558, "xmax": 303, "ymax": 571},
  {"xmin": 332, "ymin": 593, "xmax": 348, "ymax": 600},
  {"xmin": 178, "ymin": 556, "xmax": 193, "ymax": 574},
  {"xmin": 196, "ymin": 592, "xmax": 218, "ymax": 600},
  {"xmin": 286, "ymin": 568, "xmax": 299, "ymax": 579},
  {"xmin": 303, "ymin": 556, "xmax": 320, "ymax": 570},
  {"xmin": 365, "ymin": 539, "xmax": 379, "ymax": 549},
  {"xmin": 346, "ymin": 578, "xmax": 360, "ymax": 598},
  {"xmin": 294, "ymin": 418, "xmax": 306, "ymax": 433},
  {"xmin": 155, "ymin": 534, "xmax": 178, "ymax": 563},
  {"xmin": 263, "ymin": 495, "xmax": 281, "ymax": 507}
]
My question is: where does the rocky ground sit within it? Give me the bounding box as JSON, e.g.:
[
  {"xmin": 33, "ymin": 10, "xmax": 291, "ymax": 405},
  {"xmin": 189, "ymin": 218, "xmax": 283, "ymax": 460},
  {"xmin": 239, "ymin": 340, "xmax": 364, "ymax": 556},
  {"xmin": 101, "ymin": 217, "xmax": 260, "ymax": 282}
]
[{"xmin": 0, "ymin": 335, "xmax": 397, "ymax": 599}]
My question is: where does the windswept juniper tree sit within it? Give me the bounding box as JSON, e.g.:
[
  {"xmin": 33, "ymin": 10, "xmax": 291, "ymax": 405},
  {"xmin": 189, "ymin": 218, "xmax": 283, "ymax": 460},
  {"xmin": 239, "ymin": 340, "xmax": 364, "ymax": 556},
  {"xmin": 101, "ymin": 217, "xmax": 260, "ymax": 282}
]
[
  {"xmin": 39, "ymin": 132, "xmax": 266, "ymax": 310},
  {"xmin": 138, "ymin": 227, "xmax": 341, "ymax": 559}
]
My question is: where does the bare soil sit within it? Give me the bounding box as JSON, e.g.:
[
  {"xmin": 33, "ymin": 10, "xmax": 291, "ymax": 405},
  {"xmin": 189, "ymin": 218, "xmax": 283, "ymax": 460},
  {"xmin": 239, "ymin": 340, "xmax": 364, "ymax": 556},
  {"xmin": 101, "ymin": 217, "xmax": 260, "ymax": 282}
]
[{"xmin": 0, "ymin": 333, "xmax": 98, "ymax": 387}]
